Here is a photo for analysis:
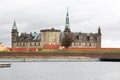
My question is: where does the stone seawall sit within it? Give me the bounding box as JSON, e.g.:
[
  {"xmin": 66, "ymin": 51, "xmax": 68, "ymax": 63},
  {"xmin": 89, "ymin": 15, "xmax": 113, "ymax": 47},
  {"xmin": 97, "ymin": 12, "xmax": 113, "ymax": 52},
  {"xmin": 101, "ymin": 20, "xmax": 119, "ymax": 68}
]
[
  {"xmin": 0, "ymin": 52, "xmax": 120, "ymax": 62},
  {"xmin": 0, "ymin": 52, "xmax": 102, "ymax": 58},
  {"xmin": 0, "ymin": 52, "xmax": 120, "ymax": 58}
]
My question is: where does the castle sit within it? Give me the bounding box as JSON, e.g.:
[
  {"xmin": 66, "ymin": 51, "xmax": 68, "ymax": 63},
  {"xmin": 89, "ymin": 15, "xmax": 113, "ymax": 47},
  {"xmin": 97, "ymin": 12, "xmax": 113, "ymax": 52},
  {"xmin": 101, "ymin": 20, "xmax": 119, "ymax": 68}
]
[{"xmin": 11, "ymin": 9, "xmax": 101, "ymax": 49}]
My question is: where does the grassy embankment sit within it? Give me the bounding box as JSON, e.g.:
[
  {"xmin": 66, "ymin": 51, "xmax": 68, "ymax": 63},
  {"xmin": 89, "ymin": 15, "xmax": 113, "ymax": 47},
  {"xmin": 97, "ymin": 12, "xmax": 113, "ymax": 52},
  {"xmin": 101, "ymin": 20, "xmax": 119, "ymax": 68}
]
[
  {"xmin": 1, "ymin": 49, "xmax": 120, "ymax": 58},
  {"xmin": 1, "ymin": 49, "xmax": 120, "ymax": 53}
]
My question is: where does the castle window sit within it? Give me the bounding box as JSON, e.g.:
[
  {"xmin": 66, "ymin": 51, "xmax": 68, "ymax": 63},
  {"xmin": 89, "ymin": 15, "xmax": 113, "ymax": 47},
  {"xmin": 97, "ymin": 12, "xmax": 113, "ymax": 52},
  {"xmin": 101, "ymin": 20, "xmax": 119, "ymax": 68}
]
[
  {"xmin": 95, "ymin": 36, "xmax": 97, "ymax": 41},
  {"xmin": 23, "ymin": 43, "xmax": 25, "ymax": 46},
  {"xmin": 87, "ymin": 36, "xmax": 90, "ymax": 41},
  {"xmin": 76, "ymin": 35, "xmax": 79, "ymax": 40},
  {"xmin": 30, "ymin": 43, "xmax": 32, "ymax": 46},
  {"xmin": 38, "ymin": 43, "xmax": 40, "ymax": 46},
  {"xmin": 35, "ymin": 43, "xmax": 36, "ymax": 46},
  {"xmin": 89, "ymin": 43, "xmax": 91, "ymax": 47},
  {"xmin": 16, "ymin": 43, "xmax": 18, "ymax": 47},
  {"xmin": 79, "ymin": 43, "xmax": 81, "ymax": 46},
  {"xmin": 85, "ymin": 43, "xmax": 86, "ymax": 47}
]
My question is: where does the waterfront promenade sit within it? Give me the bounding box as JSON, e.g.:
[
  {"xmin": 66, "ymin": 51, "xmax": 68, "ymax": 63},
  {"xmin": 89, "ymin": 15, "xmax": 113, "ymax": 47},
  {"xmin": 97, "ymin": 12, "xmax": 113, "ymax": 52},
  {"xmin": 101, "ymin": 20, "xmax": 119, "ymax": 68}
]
[{"xmin": 0, "ymin": 58, "xmax": 99, "ymax": 62}]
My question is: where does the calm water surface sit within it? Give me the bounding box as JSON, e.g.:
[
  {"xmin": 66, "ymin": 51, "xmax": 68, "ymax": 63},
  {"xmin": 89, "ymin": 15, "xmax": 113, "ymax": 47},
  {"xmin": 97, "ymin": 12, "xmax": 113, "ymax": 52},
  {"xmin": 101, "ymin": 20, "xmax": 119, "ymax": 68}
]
[{"xmin": 0, "ymin": 62, "xmax": 120, "ymax": 80}]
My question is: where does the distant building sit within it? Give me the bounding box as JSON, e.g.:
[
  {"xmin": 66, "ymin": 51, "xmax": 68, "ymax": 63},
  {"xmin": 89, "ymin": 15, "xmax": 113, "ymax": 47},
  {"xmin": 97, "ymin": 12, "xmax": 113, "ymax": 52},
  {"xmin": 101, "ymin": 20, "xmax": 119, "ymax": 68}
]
[
  {"xmin": 11, "ymin": 8, "xmax": 101, "ymax": 49},
  {"xmin": 0, "ymin": 42, "xmax": 8, "ymax": 51}
]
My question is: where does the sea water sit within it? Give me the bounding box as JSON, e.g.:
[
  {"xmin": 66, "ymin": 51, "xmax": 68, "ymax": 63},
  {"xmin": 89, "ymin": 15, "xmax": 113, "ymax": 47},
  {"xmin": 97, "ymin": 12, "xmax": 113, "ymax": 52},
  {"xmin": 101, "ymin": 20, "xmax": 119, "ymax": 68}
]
[{"xmin": 0, "ymin": 62, "xmax": 120, "ymax": 80}]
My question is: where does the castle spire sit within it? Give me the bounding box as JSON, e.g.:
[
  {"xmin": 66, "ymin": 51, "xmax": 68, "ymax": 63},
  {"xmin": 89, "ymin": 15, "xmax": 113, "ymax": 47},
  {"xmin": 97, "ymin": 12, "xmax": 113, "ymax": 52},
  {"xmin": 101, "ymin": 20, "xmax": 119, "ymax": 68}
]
[
  {"xmin": 64, "ymin": 7, "xmax": 71, "ymax": 32},
  {"xmin": 98, "ymin": 26, "xmax": 101, "ymax": 35},
  {"xmin": 12, "ymin": 20, "xmax": 17, "ymax": 29}
]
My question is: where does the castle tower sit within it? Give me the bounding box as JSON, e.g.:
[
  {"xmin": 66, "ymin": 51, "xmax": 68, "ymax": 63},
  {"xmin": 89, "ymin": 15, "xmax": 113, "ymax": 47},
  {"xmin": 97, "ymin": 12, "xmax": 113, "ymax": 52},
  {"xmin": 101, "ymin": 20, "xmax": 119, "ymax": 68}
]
[
  {"xmin": 97, "ymin": 26, "xmax": 101, "ymax": 49},
  {"xmin": 40, "ymin": 28, "xmax": 60, "ymax": 48},
  {"xmin": 64, "ymin": 7, "xmax": 71, "ymax": 33},
  {"xmin": 11, "ymin": 20, "xmax": 18, "ymax": 48}
]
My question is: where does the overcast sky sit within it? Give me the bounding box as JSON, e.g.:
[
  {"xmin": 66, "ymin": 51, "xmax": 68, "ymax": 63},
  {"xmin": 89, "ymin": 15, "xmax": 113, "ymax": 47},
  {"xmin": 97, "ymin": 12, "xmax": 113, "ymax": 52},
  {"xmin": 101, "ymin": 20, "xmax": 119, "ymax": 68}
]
[{"xmin": 0, "ymin": 0, "xmax": 120, "ymax": 47}]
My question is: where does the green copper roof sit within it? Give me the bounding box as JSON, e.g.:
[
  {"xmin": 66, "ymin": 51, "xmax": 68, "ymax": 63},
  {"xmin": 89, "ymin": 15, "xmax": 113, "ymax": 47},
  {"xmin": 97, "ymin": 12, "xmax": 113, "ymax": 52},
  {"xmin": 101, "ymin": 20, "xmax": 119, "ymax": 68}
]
[
  {"xmin": 12, "ymin": 20, "xmax": 17, "ymax": 29},
  {"xmin": 65, "ymin": 7, "xmax": 70, "ymax": 29}
]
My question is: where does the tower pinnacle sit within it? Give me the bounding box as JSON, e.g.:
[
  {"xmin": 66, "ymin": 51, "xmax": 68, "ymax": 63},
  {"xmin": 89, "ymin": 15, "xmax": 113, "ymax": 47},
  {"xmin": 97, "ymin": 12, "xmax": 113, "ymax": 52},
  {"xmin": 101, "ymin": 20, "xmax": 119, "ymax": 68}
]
[
  {"xmin": 64, "ymin": 7, "xmax": 71, "ymax": 32},
  {"xmin": 12, "ymin": 20, "xmax": 17, "ymax": 29},
  {"xmin": 98, "ymin": 26, "xmax": 101, "ymax": 35}
]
